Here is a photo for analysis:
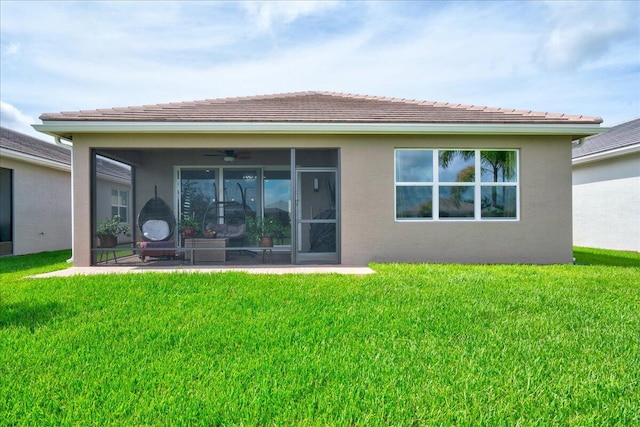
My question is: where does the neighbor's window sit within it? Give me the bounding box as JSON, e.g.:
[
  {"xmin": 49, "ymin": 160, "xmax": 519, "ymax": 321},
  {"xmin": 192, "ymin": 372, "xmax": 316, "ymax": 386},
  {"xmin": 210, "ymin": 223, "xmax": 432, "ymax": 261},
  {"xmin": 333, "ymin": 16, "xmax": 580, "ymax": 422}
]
[
  {"xmin": 395, "ymin": 149, "xmax": 518, "ymax": 221},
  {"xmin": 111, "ymin": 189, "xmax": 129, "ymax": 222}
]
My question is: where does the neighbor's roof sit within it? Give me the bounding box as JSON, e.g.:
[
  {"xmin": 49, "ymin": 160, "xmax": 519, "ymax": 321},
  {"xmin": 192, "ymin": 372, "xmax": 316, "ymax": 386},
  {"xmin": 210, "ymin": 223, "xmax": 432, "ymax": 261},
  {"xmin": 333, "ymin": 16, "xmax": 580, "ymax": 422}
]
[
  {"xmin": 0, "ymin": 126, "xmax": 70, "ymax": 165},
  {"xmin": 95, "ymin": 156, "xmax": 131, "ymax": 181},
  {"xmin": 572, "ymin": 117, "xmax": 640, "ymax": 159},
  {"xmin": 1, "ymin": 126, "xmax": 130, "ymax": 180},
  {"xmin": 40, "ymin": 91, "xmax": 602, "ymax": 125}
]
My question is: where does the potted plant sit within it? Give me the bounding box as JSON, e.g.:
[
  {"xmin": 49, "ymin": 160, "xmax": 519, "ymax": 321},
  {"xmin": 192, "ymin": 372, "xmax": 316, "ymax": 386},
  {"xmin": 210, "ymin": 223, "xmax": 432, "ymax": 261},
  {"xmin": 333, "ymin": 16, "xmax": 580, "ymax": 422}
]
[
  {"xmin": 96, "ymin": 215, "xmax": 130, "ymax": 248},
  {"xmin": 178, "ymin": 214, "xmax": 200, "ymax": 237},
  {"xmin": 246, "ymin": 216, "xmax": 284, "ymax": 247},
  {"xmin": 202, "ymin": 228, "xmax": 217, "ymax": 238}
]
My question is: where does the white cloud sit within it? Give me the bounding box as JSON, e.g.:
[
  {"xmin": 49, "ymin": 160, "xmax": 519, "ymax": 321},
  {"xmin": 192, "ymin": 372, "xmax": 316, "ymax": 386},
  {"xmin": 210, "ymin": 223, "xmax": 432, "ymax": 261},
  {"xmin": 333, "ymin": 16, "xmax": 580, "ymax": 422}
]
[
  {"xmin": 0, "ymin": 101, "xmax": 52, "ymax": 141},
  {"xmin": 535, "ymin": 1, "xmax": 639, "ymax": 71},
  {"xmin": 242, "ymin": 1, "xmax": 342, "ymax": 31},
  {"xmin": 0, "ymin": 1, "xmax": 637, "ymax": 128},
  {"xmin": 2, "ymin": 42, "xmax": 20, "ymax": 55}
]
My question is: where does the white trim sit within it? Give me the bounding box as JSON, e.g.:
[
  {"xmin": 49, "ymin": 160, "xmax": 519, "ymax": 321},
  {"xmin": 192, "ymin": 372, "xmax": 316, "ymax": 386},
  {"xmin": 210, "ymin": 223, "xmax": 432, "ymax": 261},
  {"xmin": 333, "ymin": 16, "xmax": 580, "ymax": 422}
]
[
  {"xmin": 0, "ymin": 149, "xmax": 129, "ymax": 185},
  {"xmin": 34, "ymin": 121, "xmax": 604, "ymax": 137},
  {"xmin": 0, "ymin": 147, "xmax": 70, "ymax": 172},
  {"xmin": 394, "ymin": 149, "xmax": 520, "ymax": 222},
  {"xmin": 572, "ymin": 143, "xmax": 640, "ymax": 165},
  {"xmin": 110, "ymin": 188, "xmax": 130, "ymax": 223}
]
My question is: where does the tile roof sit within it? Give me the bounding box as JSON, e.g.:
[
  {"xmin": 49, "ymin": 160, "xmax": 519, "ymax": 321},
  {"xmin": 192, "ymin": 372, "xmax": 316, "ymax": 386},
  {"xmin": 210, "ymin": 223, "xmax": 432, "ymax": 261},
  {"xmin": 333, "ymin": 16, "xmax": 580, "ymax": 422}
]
[
  {"xmin": 1, "ymin": 126, "xmax": 70, "ymax": 165},
  {"xmin": 572, "ymin": 117, "xmax": 640, "ymax": 158},
  {"xmin": 40, "ymin": 91, "xmax": 602, "ymax": 125}
]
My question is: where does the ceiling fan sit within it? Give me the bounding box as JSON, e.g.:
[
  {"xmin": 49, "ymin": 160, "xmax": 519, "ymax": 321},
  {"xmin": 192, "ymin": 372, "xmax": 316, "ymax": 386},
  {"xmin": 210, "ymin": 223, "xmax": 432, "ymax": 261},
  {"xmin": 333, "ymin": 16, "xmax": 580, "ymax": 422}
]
[{"xmin": 204, "ymin": 150, "xmax": 250, "ymax": 162}]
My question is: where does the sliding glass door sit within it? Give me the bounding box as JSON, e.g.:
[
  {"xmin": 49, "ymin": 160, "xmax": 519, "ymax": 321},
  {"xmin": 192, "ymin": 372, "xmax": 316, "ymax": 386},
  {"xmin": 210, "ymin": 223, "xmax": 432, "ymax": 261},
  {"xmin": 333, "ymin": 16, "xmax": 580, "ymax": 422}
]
[{"xmin": 179, "ymin": 168, "xmax": 217, "ymax": 233}]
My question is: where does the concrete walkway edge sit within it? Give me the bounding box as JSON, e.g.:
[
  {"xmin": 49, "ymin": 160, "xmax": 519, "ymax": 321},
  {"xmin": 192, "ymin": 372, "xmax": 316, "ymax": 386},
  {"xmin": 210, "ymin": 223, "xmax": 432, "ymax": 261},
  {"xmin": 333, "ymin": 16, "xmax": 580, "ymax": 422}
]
[{"xmin": 31, "ymin": 265, "xmax": 375, "ymax": 278}]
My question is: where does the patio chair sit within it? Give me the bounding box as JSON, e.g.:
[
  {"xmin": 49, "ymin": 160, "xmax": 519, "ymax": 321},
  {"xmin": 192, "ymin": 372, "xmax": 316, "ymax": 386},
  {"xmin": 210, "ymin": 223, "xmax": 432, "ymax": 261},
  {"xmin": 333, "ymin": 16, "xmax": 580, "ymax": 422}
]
[
  {"xmin": 137, "ymin": 186, "xmax": 177, "ymax": 261},
  {"xmin": 201, "ymin": 201, "xmax": 248, "ymax": 246}
]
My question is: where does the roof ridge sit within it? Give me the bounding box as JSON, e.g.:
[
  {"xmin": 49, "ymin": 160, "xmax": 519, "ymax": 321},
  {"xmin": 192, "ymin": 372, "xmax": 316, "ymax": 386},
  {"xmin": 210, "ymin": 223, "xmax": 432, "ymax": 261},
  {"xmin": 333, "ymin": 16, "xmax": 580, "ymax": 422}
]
[{"xmin": 39, "ymin": 91, "xmax": 604, "ymax": 125}]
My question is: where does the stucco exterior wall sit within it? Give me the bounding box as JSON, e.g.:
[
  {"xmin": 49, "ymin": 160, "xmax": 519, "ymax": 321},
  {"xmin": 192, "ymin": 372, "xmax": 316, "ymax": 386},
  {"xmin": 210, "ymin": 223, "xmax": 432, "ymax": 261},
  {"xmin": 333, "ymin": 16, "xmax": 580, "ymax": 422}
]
[
  {"xmin": 573, "ymin": 152, "xmax": 640, "ymax": 251},
  {"xmin": 0, "ymin": 157, "xmax": 71, "ymax": 255},
  {"xmin": 341, "ymin": 134, "xmax": 573, "ymax": 264},
  {"xmin": 70, "ymin": 132, "xmax": 574, "ymax": 266}
]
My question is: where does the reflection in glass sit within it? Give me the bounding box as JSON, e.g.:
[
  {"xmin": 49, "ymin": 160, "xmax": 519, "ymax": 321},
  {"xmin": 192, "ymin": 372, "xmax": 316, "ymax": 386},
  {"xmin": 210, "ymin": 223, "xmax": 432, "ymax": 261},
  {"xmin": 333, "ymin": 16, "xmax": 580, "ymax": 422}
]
[
  {"xmin": 438, "ymin": 150, "xmax": 475, "ymax": 182},
  {"xmin": 223, "ymin": 169, "xmax": 258, "ymax": 215},
  {"xmin": 439, "ymin": 186, "xmax": 474, "ymax": 218},
  {"xmin": 396, "ymin": 150, "xmax": 433, "ymax": 182},
  {"xmin": 481, "ymin": 186, "xmax": 517, "ymax": 218},
  {"xmin": 481, "ymin": 151, "xmax": 517, "ymax": 182},
  {"xmin": 264, "ymin": 170, "xmax": 291, "ymax": 244},
  {"xmin": 396, "ymin": 186, "xmax": 432, "ymax": 218},
  {"xmin": 180, "ymin": 169, "xmax": 217, "ymax": 226}
]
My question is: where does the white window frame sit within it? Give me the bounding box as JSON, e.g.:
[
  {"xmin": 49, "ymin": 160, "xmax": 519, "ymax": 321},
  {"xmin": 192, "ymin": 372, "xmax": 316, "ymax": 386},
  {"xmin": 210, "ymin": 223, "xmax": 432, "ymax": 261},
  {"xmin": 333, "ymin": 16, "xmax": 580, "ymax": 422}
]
[
  {"xmin": 111, "ymin": 188, "xmax": 129, "ymax": 222},
  {"xmin": 394, "ymin": 149, "xmax": 519, "ymax": 222}
]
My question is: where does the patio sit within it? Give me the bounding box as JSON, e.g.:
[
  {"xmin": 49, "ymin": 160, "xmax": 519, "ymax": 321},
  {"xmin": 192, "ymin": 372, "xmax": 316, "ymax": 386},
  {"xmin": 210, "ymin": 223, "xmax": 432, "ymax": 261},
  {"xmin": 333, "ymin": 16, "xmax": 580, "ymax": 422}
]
[{"xmin": 95, "ymin": 244, "xmax": 293, "ymax": 267}]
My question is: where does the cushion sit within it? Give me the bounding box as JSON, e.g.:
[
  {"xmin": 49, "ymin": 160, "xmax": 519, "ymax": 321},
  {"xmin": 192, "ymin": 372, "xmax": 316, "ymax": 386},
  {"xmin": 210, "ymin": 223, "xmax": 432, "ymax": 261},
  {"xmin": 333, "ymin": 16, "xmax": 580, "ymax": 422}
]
[{"xmin": 142, "ymin": 219, "xmax": 170, "ymax": 241}]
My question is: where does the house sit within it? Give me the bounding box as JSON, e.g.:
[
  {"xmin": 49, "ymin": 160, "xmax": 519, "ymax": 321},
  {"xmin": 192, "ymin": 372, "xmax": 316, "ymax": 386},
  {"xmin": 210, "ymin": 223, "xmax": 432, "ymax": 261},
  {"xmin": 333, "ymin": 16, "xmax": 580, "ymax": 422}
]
[
  {"xmin": 0, "ymin": 126, "xmax": 131, "ymax": 256},
  {"xmin": 572, "ymin": 118, "xmax": 640, "ymax": 252},
  {"xmin": 0, "ymin": 127, "xmax": 72, "ymax": 255},
  {"xmin": 33, "ymin": 92, "xmax": 603, "ymax": 266}
]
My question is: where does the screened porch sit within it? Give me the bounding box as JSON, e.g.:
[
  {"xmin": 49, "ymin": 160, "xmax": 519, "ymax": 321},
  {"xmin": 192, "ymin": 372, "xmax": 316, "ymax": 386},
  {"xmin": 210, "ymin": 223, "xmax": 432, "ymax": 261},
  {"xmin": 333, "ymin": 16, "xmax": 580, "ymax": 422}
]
[{"xmin": 90, "ymin": 147, "xmax": 339, "ymax": 266}]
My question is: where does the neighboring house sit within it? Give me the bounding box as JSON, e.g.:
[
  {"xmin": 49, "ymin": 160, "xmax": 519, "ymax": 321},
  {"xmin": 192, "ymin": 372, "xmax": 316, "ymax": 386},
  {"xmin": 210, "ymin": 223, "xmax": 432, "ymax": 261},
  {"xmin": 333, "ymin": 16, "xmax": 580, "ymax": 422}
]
[
  {"xmin": 34, "ymin": 91, "xmax": 603, "ymax": 267},
  {"xmin": 0, "ymin": 127, "xmax": 72, "ymax": 255},
  {"xmin": 0, "ymin": 126, "xmax": 131, "ymax": 256},
  {"xmin": 572, "ymin": 118, "xmax": 640, "ymax": 252}
]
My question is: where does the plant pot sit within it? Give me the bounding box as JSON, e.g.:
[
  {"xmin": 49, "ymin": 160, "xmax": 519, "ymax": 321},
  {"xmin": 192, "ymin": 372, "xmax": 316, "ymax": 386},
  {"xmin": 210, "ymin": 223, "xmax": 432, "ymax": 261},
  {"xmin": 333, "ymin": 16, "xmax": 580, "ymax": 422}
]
[
  {"xmin": 98, "ymin": 235, "xmax": 118, "ymax": 248},
  {"xmin": 181, "ymin": 227, "xmax": 196, "ymax": 237},
  {"xmin": 259, "ymin": 236, "xmax": 273, "ymax": 247}
]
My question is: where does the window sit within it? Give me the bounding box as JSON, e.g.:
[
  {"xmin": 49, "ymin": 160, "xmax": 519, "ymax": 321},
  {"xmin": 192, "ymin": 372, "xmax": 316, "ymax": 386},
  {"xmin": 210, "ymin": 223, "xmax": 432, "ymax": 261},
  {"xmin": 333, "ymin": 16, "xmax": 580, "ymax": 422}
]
[
  {"xmin": 111, "ymin": 189, "xmax": 129, "ymax": 222},
  {"xmin": 395, "ymin": 149, "xmax": 518, "ymax": 221},
  {"xmin": 0, "ymin": 168, "xmax": 12, "ymax": 255}
]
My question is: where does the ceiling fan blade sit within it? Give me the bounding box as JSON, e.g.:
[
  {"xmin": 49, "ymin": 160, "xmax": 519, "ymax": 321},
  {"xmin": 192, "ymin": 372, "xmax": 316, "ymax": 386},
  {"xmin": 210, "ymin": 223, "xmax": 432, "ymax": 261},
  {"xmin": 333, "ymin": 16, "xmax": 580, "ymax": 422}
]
[{"xmin": 202, "ymin": 150, "xmax": 249, "ymax": 161}]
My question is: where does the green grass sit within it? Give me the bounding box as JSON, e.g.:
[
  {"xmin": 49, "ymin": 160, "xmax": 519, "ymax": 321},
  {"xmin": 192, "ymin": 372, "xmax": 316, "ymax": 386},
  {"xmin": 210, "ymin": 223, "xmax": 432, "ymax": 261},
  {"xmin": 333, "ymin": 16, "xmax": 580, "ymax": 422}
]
[
  {"xmin": 0, "ymin": 249, "xmax": 72, "ymax": 281},
  {"xmin": 1, "ymin": 249, "xmax": 639, "ymax": 425},
  {"xmin": 573, "ymin": 246, "xmax": 640, "ymax": 267}
]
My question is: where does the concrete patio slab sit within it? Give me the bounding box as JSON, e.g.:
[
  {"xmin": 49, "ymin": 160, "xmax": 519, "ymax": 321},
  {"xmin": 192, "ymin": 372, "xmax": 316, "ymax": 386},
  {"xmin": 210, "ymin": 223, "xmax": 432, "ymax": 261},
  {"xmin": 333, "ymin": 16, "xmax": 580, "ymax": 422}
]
[{"xmin": 30, "ymin": 265, "xmax": 375, "ymax": 278}]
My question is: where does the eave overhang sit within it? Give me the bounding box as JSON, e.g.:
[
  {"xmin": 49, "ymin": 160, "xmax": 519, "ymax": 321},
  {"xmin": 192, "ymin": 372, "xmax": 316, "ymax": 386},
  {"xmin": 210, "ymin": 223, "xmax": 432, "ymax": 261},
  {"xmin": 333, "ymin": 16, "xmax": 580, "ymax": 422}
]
[
  {"xmin": 0, "ymin": 147, "xmax": 130, "ymax": 184},
  {"xmin": 572, "ymin": 143, "xmax": 640, "ymax": 165},
  {"xmin": 0, "ymin": 147, "xmax": 70, "ymax": 172},
  {"xmin": 33, "ymin": 121, "xmax": 605, "ymax": 143}
]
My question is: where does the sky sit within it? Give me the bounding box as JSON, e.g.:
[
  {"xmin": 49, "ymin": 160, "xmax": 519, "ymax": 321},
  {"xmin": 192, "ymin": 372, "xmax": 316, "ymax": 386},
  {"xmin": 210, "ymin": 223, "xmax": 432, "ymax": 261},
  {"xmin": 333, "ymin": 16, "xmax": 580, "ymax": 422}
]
[{"xmin": 1, "ymin": 0, "xmax": 639, "ymax": 142}]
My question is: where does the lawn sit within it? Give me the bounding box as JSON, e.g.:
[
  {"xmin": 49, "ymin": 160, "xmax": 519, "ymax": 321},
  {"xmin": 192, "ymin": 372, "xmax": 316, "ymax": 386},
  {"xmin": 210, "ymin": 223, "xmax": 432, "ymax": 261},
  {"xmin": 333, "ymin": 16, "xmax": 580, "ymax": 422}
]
[{"xmin": 1, "ymin": 249, "xmax": 639, "ymax": 425}]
